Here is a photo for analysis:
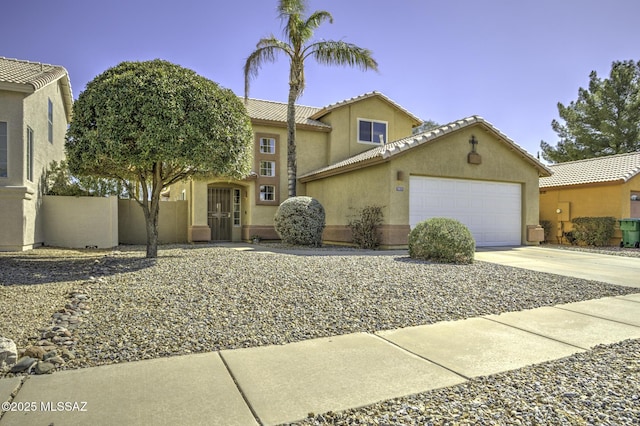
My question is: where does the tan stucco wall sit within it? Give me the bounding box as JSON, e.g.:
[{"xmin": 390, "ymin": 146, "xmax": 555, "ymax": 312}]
[
  {"xmin": 539, "ymin": 174, "xmax": 640, "ymax": 244},
  {"xmin": 118, "ymin": 199, "xmax": 188, "ymax": 245},
  {"xmin": 307, "ymin": 124, "xmax": 542, "ymax": 247},
  {"xmin": 0, "ymin": 80, "xmax": 68, "ymax": 250},
  {"xmin": 320, "ymin": 96, "xmax": 417, "ymax": 165},
  {"xmin": 42, "ymin": 196, "xmax": 118, "ymax": 248}
]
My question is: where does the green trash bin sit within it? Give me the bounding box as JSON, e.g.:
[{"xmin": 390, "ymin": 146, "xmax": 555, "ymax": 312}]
[{"xmin": 619, "ymin": 218, "xmax": 640, "ymax": 248}]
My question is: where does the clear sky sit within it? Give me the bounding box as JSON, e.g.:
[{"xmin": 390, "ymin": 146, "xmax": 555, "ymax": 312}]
[{"xmin": 2, "ymin": 0, "xmax": 639, "ymax": 158}]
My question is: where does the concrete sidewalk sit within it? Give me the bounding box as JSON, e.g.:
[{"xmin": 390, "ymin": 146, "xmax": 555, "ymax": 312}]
[
  {"xmin": 1, "ymin": 294, "xmax": 639, "ymax": 426},
  {"xmin": 475, "ymin": 246, "xmax": 640, "ymax": 288}
]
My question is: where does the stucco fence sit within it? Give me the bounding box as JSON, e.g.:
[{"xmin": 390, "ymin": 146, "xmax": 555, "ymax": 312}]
[{"xmin": 42, "ymin": 196, "xmax": 188, "ymax": 248}]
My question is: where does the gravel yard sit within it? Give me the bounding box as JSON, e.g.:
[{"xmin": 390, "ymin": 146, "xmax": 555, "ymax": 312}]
[{"xmin": 1, "ymin": 243, "xmax": 639, "ymax": 423}]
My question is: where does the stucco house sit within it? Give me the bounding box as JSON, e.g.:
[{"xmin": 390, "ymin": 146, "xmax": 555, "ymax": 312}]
[
  {"xmin": 170, "ymin": 91, "xmax": 551, "ymax": 248},
  {"xmin": 539, "ymin": 152, "xmax": 640, "ymax": 244},
  {"xmin": 0, "ymin": 57, "xmax": 73, "ymax": 251}
]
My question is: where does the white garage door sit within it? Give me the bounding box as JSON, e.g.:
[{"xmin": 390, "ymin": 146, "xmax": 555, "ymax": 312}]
[{"xmin": 409, "ymin": 176, "xmax": 522, "ymax": 246}]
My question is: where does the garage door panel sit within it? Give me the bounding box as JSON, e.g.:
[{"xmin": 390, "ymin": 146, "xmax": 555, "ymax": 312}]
[{"xmin": 410, "ymin": 176, "xmax": 521, "ymax": 246}]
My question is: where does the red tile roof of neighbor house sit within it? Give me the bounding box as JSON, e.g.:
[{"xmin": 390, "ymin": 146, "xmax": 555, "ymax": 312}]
[
  {"xmin": 299, "ymin": 116, "xmax": 552, "ymax": 182},
  {"xmin": 0, "ymin": 56, "xmax": 73, "ymax": 122},
  {"xmin": 539, "ymin": 151, "xmax": 640, "ymax": 189}
]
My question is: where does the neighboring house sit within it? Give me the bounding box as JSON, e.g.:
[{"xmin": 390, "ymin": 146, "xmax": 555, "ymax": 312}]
[
  {"xmin": 0, "ymin": 57, "xmax": 73, "ymax": 251},
  {"xmin": 539, "ymin": 152, "xmax": 640, "ymax": 244},
  {"xmin": 170, "ymin": 91, "xmax": 551, "ymax": 248}
]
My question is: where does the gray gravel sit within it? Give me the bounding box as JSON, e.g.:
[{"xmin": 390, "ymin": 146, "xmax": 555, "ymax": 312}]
[
  {"xmin": 296, "ymin": 338, "xmax": 640, "ymax": 425},
  {"xmin": 1, "ymin": 244, "xmax": 638, "ymax": 423}
]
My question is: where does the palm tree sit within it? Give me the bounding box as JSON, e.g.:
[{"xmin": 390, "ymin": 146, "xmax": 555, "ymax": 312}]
[{"xmin": 244, "ymin": 0, "xmax": 378, "ymax": 197}]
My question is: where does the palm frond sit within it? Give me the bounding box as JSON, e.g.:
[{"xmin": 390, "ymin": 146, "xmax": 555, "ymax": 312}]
[
  {"xmin": 305, "ymin": 10, "xmax": 333, "ymax": 32},
  {"xmin": 307, "ymin": 40, "xmax": 379, "ymax": 71},
  {"xmin": 278, "ymin": 0, "xmax": 306, "ymax": 19},
  {"xmin": 243, "ymin": 37, "xmax": 292, "ymax": 99}
]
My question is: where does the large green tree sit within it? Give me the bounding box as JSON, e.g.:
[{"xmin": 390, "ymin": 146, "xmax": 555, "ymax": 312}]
[
  {"xmin": 244, "ymin": 0, "xmax": 378, "ymax": 197},
  {"xmin": 66, "ymin": 60, "xmax": 253, "ymax": 258},
  {"xmin": 541, "ymin": 60, "xmax": 640, "ymax": 163}
]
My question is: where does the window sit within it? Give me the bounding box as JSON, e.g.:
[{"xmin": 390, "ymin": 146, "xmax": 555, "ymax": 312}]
[
  {"xmin": 358, "ymin": 119, "xmax": 387, "ymax": 144},
  {"xmin": 259, "ymin": 185, "xmax": 275, "ymax": 201},
  {"xmin": 233, "ymin": 189, "xmax": 241, "ymax": 226},
  {"xmin": 26, "ymin": 127, "xmax": 34, "ymax": 182},
  {"xmin": 259, "ymin": 161, "xmax": 276, "ymax": 177},
  {"xmin": 259, "ymin": 137, "xmax": 276, "ymax": 154},
  {"xmin": 48, "ymin": 98, "xmax": 53, "ymax": 143},
  {"xmin": 0, "ymin": 122, "xmax": 7, "ymax": 177}
]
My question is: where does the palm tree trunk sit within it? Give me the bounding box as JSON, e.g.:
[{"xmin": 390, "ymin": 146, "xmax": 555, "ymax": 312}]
[{"xmin": 286, "ymin": 84, "xmax": 299, "ymax": 198}]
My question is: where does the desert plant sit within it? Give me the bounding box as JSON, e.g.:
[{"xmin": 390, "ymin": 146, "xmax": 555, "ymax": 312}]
[
  {"xmin": 539, "ymin": 220, "xmax": 552, "ymax": 243},
  {"xmin": 408, "ymin": 217, "xmax": 475, "ymax": 264},
  {"xmin": 571, "ymin": 217, "xmax": 617, "ymax": 246},
  {"xmin": 349, "ymin": 205, "xmax": 383, "ymax": 249},
  {"xmin": 274, "ymin": 196, "xmax": 325, "ymax": 246}
]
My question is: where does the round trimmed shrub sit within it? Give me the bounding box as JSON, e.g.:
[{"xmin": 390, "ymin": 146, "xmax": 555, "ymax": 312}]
[
  {"xmin": 408, "ymin": 217, "xmax": 475, "ymax": 264},
  {"xmin": 274, "ymin": 196, "xmax": 325, "ymax": 246}
]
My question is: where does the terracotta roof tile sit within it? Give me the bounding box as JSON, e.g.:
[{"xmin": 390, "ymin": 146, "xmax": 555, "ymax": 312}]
[
  {"xmin": 539, "ymin": 152, "xmax": 640, "ymax": 188},
  {"xmin": 300, "ymin": 116, "xmax": 551, "ymax": 181},
  {"xmin": 244, "ymin": 98, "xmax": 330, "ymax": 129},
  {"xmin": 0, "ymin": 57, "xmax": 73, "ymax": 122},
  {"xmin": 0, "ymin": 56, "xmax": 69, "ymax": 91}
]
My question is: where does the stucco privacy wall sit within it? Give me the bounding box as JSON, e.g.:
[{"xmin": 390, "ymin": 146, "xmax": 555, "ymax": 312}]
[
  {"xmin": 118, "ymin": 199, "xmax": 188, "ymax": 244},
  {"xmin": 306, "ymin": 124, "xmax": 542, "ymax": 247},
  {"xmin": 42, "ymin": 196, "xmax": 118, "ymax": 248}
]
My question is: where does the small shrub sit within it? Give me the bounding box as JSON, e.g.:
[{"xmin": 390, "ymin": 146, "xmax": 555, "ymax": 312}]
[
  {"xmin": 408, "ymin": 217, "xmax": 475, "ymax": 264},
  {"xmin": 539, "ymin": 220, "xmax": 552, "ymax": 243},
  {"xmin": 571, "ymin": 217, "xmax": 617, "ymax": 247},
  {"xmin": 274, "ymin": 196, "xmax": 325, "ymax": 246},
  {"xmin": 349, "ymin": 205, "xmax": 384, "ymax": 249}
]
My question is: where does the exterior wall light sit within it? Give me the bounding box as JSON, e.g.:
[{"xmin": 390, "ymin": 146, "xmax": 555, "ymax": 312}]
[{"xmin": 556, "ymin": 208, "xmax": 562, "ymax": 214}]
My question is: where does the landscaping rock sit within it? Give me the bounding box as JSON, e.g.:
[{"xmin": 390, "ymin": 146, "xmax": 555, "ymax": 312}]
[
  {"xmin": 0, "ymin": 337, "xmax": 17, "ymax": 366},
  {"xmin": 10, "ymin": 356, "xmax": 36, "ymax": 373},
  {"xmin": 23, "ymin": 345, "xmax": 47, "ymax": 360},
  {"xmin": 34, "ymin": 361, "xmax": 56, "ymax": 375}
]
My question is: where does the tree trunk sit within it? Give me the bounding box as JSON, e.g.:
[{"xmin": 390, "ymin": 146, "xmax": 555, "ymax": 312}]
[
  {"xmin": 287, "ymin": 84, "xmax": 299, "ymax": 198},
  {"xmin": 145, "ymin": 208, "xmax": 159, "ymax": 258}
]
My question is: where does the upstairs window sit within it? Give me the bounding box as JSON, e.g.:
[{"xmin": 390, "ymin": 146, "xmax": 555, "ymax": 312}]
[
  {"xmin": 0, "ymin": 122, "xmax": 7, "ymax": 177},
  {"xmin": 26, "ymin": 127, "xmax": 34, "ymax": 182},
  {"xmin": 358, "ymin": 119, "xmax": 387, "ymax": 144},
  {"xmin": 47, "ymin": 98, "xmax": 53, "ymax": 143},
  {"xmin": 259, "ymin": 160, "xmax": 276, "ymax": 177},
  {"xmin": 259, "ymin": 185, "xmax": 275, "ymax": 201},
  {"xmin": 259, "ymin": 137, "xmax": 276, "ymax": 154}
]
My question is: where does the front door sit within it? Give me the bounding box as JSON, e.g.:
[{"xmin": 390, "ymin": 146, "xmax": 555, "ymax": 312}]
[{"xmin": 208, "ymin": 187, "xmax": 232, "ymax": 241}]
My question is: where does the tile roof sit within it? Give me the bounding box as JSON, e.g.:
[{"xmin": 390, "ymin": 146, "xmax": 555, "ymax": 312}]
[
  {"xmin": 300, "ymin": 116, "xmax": 551, "ymax": 182},
  {"xmin": 539, "ymin": 151, "xmax": 640, "ymax": 188},
  {"xmin": 243, "ymin": 98, "xmax": 331, "ymax": 130},
  {"xmin": 309, "ymin": 91, "xmax": 422, "ymax": 125},
  {"xmin": 0, "ymin": 57, "xmax": 73, "ymax": 122}
]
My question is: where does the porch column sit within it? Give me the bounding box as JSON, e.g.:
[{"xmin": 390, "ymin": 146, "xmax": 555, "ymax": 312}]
[{"xmin": 188, "ymin": 181, "xmax": 210, "ymax": 242}]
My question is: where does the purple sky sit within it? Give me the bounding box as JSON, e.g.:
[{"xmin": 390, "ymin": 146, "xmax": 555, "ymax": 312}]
[{"xmin": 2, "ymin": 0, "xmax": 639, "ymax": 159}]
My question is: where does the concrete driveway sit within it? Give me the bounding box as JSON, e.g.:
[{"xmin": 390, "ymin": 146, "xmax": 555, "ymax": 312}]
[{"xmin": 476, "ymin": 246, "xmax": 640, "ymax": 288}]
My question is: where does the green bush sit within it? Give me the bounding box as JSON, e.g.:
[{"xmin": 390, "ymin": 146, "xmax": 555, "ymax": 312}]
[
  {"xmin": 349, "ymin": 205, "xmax": 384, "ymax": 249},
  {"xmin": 571, "ymin": 217, "xmax": 617, "ymax": 247},
  {"xmin": 408, "ymin": 217, "xmax": 475, "ymax": 264},
  {"xmin": 539, "ymin": 220, "xmax": 552, "ymax": 243},
  {"xmin": 274, "ymin": 196, "xmax": 325, "ymax": 246}
]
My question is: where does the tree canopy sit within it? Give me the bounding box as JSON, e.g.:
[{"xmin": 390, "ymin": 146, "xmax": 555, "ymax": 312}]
[
  {"xmin": 66, "ymin": 59, "xmax": 253, "ymax": 257},
  {"xmin": 244, "ymin": 0, "xmax": 378, "ymax": 197},
  {"xmin": 541, "ymin": 60, "xmax": 640, "ymax": 163}
]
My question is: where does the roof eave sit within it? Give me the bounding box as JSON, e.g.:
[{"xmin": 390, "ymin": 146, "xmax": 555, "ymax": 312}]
[
  {"xmin": 0, "ymin": 81, "xmax": 34, "ymax": 93},
  {"xmin": 299, "ymin": 156, "xmax": 387, "ymax": 183},
  {"xmin": 250, "ymin": 118, "xmax": 331, "ymax": 133}
]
